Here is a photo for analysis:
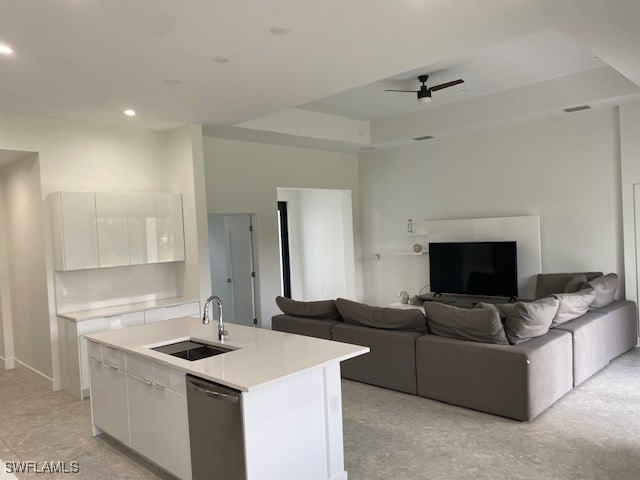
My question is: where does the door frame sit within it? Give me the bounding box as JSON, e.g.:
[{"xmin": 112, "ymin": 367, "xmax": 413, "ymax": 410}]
[{"xmin": 277, "ymin": 202, "xmax": 292, "ymax": 298}]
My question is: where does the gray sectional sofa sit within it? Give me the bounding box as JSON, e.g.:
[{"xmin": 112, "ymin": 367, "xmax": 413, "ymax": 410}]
[{"xmin": 272, "ymin": 273, "xmax": 638, "ymax": 421}]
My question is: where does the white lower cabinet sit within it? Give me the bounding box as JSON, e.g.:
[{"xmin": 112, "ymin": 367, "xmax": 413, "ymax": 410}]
[
  {"xmin": 89, "ymin": 358, "xmax": 130, "ymax": 446},
  {"xmin": 155, "ymin": 385, "xmax": 192, "ymax": 480},
  {"xmin": 89, "ymin": 343, "xmax": 192, "ymax": 480}
]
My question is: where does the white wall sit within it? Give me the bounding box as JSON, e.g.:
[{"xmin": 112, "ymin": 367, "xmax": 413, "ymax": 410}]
[
  {"xmin": 620, "ymin": 101, "xmax": 640, "ymax": 304},
  {"xmin": 359, "ymin": 107, "xmax": 624, "ymax": 305},
  {"xmin": 278, "ymin": 188, "xmax": 355, "ymax": 301},
  {"xmin": 203, "ymin": 137, "xmax": 361, "ymax": 328},
  {"xmin": 0, "ymin": 113, "xmax": 206, "ymax": 388},
  {"xmin": 163, "ymin": 125, "xmax": 211, "ymax": 306},
  {"xmin": 0, "ymin": 180, "xmax": 9, "ymax": 364},
  {"xmin": 0, "ymin": 155, "xmax": 53, "ymax": 381}
]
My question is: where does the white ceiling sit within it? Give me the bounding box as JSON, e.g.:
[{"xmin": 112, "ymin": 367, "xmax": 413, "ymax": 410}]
[
  {"xmin": 1, "ymin": 1, "xmax": 640, "ymax": 148},
  {"xmin": 299, "ymin": 30, "xmax": 606, "ymax": 121}
]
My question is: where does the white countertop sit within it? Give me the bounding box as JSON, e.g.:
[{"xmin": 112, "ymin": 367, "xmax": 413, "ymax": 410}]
[
  {"xmin": 57, "ymin": 297, "xmax": 199, "ymax": 322},
  {"xmin": 85, "ymin": 317, "xmax": 369, "ymax": 392}
]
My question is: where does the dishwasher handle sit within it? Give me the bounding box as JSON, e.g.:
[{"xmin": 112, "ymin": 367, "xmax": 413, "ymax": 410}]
[{"xmin": 188, "ymin": 380, "xmax": 240, "ymax": 404}]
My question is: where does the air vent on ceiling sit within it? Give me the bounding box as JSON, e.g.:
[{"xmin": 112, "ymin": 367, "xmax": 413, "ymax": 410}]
[
  {"xmin": 414, "ymin": 135, "xmax": 434, "ymax": 141},
  {"xmin": 563, "ymin": 105, "xmax": 591, "ymax": 113}
]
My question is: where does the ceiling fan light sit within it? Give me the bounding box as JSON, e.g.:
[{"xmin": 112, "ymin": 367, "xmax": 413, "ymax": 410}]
[{"xmin": 419, "ymin": 96, "xmax": 431, "ymax": 104}]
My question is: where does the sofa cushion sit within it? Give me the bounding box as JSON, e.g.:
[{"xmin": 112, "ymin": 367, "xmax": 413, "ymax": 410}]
[
  {"xmin": 581, "ymin": 273, "xmax": 618, "ymax": 309},
  {"xmin": 503, "ymin": 297, "xmax": 560, "ymax": 345},
  {"xmin": 275, "ymin": 296, "xmax": 341, "ymax": 320},
  {"xmin": 535, "ymin": 272, "xmax": 603, "ymax": 299},
  {"xmin": 335, "ymin": 298, "xmax": 427, "ymax": 331},
  {"xmin": 564, "ymin": 274, "xmax": 588, "ymax": 293},
  {"xmin": 425, "ymin": 302, "xmax": 508, "ymax": 345},
  {"xmin": 549, "ymin": 288, "xmax": 595, "ymax": 327},
  {"xmin": 271, "ymin": 314, "xmax": 340, "ymax": 340},
  {"xmin": 474, "ymin": 302, "xmax": 518, "ymax": 320}
]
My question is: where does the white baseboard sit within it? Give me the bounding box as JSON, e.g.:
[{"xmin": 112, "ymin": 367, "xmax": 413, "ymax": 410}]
[
  {"xmin": 0, "ymin": 355, "xmax": 14, "ymax": 370},
  {"xmin": 14, "ymin": 359, "xmax": 58, "ymax": 391}
]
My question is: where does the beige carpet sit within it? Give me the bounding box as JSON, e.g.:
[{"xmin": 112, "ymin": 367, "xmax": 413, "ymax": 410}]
[
  {"xmin": 342, "ymin": 348, "xmax": 640, "ymax": 480},
  {"xmin": 1, "ymin": 348, "xmax": 639, "ymax": 479}
]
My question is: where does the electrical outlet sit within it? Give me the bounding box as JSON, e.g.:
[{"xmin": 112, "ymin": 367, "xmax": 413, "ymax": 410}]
[
  {"xmin": 61, "ymin": 287, "xmax": 77, "ymax": 297},
  {"xmin": 330, "ymin": 394, "xmax": 340, "ymax": 414},
  {"xmin": 147, "ymin": 276, "xmax": 153, "ymax": 287}
]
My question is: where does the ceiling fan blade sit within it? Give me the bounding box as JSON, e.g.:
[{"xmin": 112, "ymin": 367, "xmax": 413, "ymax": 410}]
[
  {"xmin": 385, "ymin": 89, "xmax": 419, "ymax": 93},
  {"xmin": 429, "ymin": 79, "xmax": 465, "ymax": 91}
]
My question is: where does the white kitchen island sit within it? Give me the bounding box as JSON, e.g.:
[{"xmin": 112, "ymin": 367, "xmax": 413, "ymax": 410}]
[{"xmin": 85, "ymin": 317, "xmax": 368, "ymax": 480}]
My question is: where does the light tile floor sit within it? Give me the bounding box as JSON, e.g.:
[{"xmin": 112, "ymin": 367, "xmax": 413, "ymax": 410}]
[{"xmin": 1, "ymin": 348, "xmax": 639, "ymax": 479}]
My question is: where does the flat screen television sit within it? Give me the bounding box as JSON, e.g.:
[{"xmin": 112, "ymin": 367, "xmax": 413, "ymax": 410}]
[{"xmin": 429, "ymin": 241, "xmax": 518, "ymax": 298}]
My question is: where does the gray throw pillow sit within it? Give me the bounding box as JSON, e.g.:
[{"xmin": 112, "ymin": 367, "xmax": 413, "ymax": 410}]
[
  {"xmin": 564, "ymin": 274, "xmax": 588, "ymax": 293},
  {"xmin": 549, "ymin": 288, "xmax": 595, "ymax": 327},
  {"xmin": 581, "ymin": 273, "xmax": 618, "ymax": 309},
  {"xmin": 475, "ymin": 302, "xmax": 516, "ymax": 320},
  {"xmin": 426, "ymin": 302, "xmax": 508, "ymax": 345},
  {"xmin": 276, "ymin": 296, "xmax": 342, "ymax": 320},
  {"xmin": 503, "ymin": 297, "xmax": 560, "ymax": 345},
  {"xmin": 335, "ymin": 298, "xmax": 427, "ymax": 331}
]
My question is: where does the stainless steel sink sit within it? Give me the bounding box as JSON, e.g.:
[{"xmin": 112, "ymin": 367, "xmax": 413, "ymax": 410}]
[{"xmin": 151, "ymin": 340, "xmax": 233, "ymax": 361}]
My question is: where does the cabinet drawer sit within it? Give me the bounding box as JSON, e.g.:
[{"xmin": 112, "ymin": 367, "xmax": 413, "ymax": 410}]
[
  {"xmin": 144, "ymin": 302, "xmax": 200, "ymax": 324},
  {"xmin": 126, "ymin": 353, "xmax": 154, "ymax": 382},
  {"xmin": 170, "ymin": 302, "xmax": 200, "ymax": 318},
  {"xmin": 110, "ymin": 311, "xmax": 145, "ymax": 328},
  {"xmin": 102, "ymin": 345, "xmax": 126, "ymax": 370},
  {"xmin": 154, "ymin": 363, "xmax": 186, "ymax": 395},
  {"xmin": 87, "ymin": 341, "xmax": 102, "ymax": 361}
]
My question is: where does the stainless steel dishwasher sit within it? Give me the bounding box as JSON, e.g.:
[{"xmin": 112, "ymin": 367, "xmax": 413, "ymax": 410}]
[{"xmin": 186, "ymin": 374, "xmax": 247, "ymax": 480}]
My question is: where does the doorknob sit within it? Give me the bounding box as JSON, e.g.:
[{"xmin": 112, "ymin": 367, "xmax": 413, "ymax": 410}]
[{"xmin": 226, "ymin": 278, "xmax": 232, "ymax": 283}]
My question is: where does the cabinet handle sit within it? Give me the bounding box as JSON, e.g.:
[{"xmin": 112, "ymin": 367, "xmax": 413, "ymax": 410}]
[
  {"xmin": 188, "ymin": 382, "xmax": 239, "ymax": 404},
  {"xmin": 153, "ymin": 383, "xmax": 165, "ymax": 390},
  {"xmin": 143, "ymin": 379, "xmax": 153, "ymax": 386}
]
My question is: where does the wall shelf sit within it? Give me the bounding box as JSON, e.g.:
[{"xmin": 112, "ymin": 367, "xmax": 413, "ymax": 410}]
[{"xmin": 393, "ymin": 251, "xmax": 428, "ymax": 256}]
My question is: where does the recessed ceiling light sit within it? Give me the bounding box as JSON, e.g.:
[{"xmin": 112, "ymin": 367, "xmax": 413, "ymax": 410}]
[
  {"xmin": 212, "ymin": 56, "xmax": 230, "ymax": 64},
  {"xmin": 164, "ymin": 79, "xmax": 181, "ymax": 86},
  {"xmin": 123, "ymin": 109, "xmax": 136, "ymax": 117},
  {"xmin": 269, "ymin": 26, "xmax": 291, "ymax": 36},
  {"xmin": 0, "ymin": 44, "xmax": 14, "ymax": 55}
]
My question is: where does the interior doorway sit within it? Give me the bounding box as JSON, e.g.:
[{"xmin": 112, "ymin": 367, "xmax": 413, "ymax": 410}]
[
  {"xmin": 276, "ymin": 188, "xmax": 356, "ymax": 301},
  {"xmin": 207, "ymin": 214, "xmax": 258, "ymax": 327}
]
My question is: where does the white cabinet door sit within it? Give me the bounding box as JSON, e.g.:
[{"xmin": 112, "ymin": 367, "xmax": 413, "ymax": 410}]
[
  {"xmin": 74, "ymin": 312, "xmax": 144, "ymax": 398},
  {"xmin": 155, "ymin": 385, "xmax": 192, "ymax": 480},
  {"xmin": 127, "ymin": 375, "xmax": 158, "ymax": 462},
  {"xmin": 59, "ymin": 192, "xmax": 99, "ymax": 270},
  {"xmin": 155, "ymin": 193, "xmax": 185, "ymax": 263},
  {"xmin": 127, "ymin": 193, "xmax": 158, "ymax": 265},
  {"xmin": 96, "ymin": 192, "xmax": 130, "ymax": 268},
  {"xmin": 89, "ymin": 358, "xmax": 130, "ymax": 446}
]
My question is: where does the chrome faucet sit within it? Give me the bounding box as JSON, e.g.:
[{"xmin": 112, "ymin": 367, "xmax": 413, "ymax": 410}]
[{"xmin": 202, "ymin": 295, "xmax": 227, "ymax": 341}]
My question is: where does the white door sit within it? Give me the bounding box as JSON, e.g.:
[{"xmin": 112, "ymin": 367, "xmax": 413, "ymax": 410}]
[{"xmin": 208, "ymin": 214, "xmax": 257, "ymax": 326}]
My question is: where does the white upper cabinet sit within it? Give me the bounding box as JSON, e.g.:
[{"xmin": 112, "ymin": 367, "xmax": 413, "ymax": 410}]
[
  {"xmin": 52, "ymin": 192, "xmax": 100, "ymax": 271},
  {"xmin": 96, "ymin": 193, "xmax": 131, "ymax": 268},
  {"xmin": 155, "ymin": 193, "xmax": 185, "ymax": 263},
  {"xmin": 126, "ymin": 193, "xmax": 158, "ymax": 265},
  {"xmin": 51, "ymin": 191, "xmax": 185, "ymax": 271}
]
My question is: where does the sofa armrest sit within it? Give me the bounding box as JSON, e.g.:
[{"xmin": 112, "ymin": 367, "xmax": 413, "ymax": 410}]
[
  {"xmin": 416, "ymin": 329, "xmax": 573, "ymax": 421},
  {"xmin": 332, "ymin": 323, "xmax": 424, "ymax": 394}
]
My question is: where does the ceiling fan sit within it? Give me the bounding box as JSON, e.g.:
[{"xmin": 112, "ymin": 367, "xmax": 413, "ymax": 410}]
[{"xmin": 385, "ymin": 74, "xmax": 464, "ymax": 103}]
